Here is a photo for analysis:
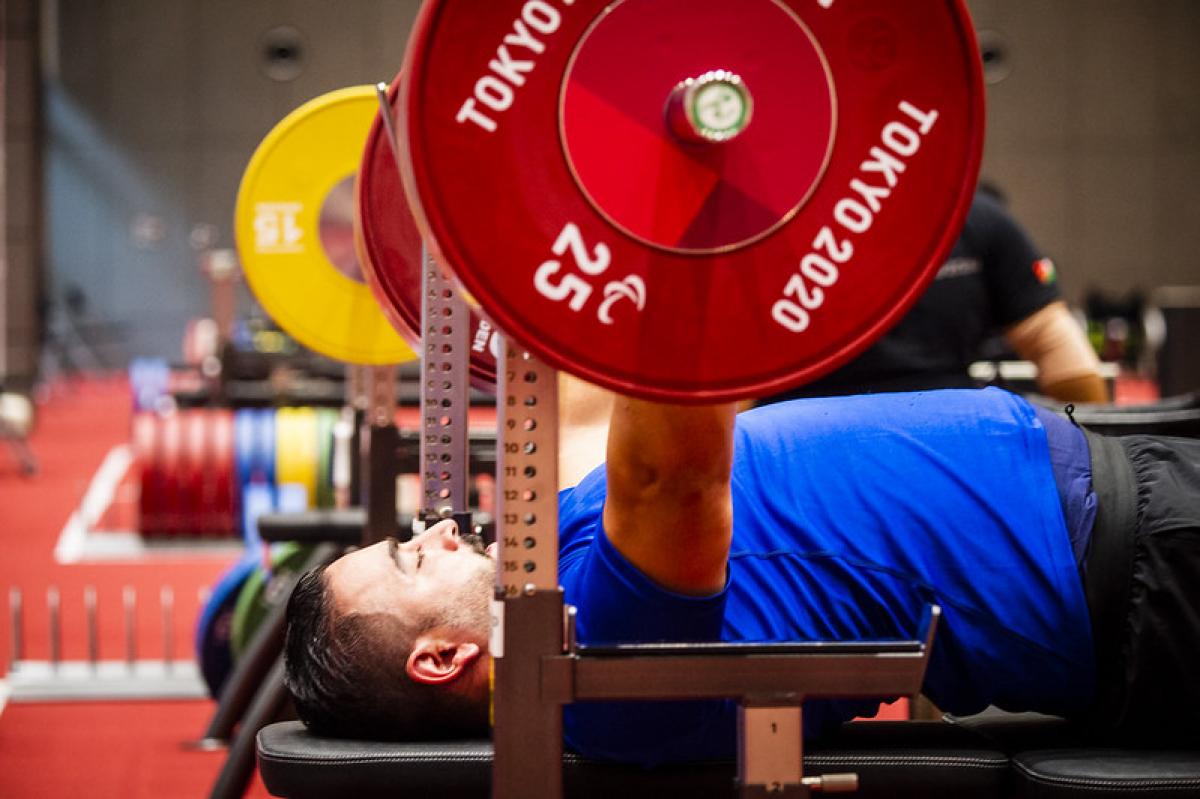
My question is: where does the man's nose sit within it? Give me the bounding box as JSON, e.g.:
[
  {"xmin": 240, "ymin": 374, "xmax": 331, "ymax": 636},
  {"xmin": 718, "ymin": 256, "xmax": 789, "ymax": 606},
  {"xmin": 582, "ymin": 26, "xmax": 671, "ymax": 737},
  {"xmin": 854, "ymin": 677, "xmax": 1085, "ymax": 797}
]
[{"xmin": 421, "ymin": 519, "xmax": 460, "ymax": 550}]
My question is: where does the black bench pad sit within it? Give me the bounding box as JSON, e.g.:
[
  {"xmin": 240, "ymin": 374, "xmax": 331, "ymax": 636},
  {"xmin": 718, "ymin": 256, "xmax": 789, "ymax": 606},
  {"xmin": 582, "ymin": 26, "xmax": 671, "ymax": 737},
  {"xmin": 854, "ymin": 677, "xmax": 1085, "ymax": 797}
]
[
  {"xmin": 1012, "ymin": 750, "xmax": 1200, "ymax": 798},
  {"xmin": 257, "ymin": 720, "xmax": 1010, "ymax": 798},
  {"xmin": 950, "ymin": 712, "xmax": 1200, "ymax": 797}
]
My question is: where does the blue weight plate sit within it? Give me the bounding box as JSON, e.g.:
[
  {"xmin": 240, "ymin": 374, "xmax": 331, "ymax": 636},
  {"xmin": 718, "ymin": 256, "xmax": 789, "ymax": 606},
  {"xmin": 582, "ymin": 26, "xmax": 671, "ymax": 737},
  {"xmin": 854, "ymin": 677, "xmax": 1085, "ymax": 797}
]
[
  {"xmin": 256, "ymin": 408, "xmax": 277, "ymax": 487},
  {"xmin": 241, "ymin": 481, "xmax": 275, "ymax": 550},
  {"xmin": 235, "ymin": 409, "xmax": 257, "ymax": 489},
  {"xmin": 195, "ymin": 553, "xmax": 259, "ymax": 699}
]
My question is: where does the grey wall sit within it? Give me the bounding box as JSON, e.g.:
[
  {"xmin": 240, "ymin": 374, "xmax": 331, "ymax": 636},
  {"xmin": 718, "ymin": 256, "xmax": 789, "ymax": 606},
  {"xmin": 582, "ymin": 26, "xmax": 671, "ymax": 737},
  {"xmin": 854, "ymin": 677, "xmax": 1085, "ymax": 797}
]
[
  {"xmin": 44, "ymin": 0, "xmax": 421, "ymax": 365},
  {"xmin": 35, "ymin": 0, "xmax": 1200, "ymax": 368},
  {"xmin": 968, "ymin": 0, "xmax": 1200, "ymax": 305}
]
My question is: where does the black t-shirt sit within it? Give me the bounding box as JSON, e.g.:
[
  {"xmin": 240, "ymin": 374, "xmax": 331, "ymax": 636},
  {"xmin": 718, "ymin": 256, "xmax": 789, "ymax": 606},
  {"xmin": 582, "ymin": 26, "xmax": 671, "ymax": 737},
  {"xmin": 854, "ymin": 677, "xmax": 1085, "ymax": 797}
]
[{"xmin": 771, "ymin": 191, "xmax": 1062, "ymax": 400}]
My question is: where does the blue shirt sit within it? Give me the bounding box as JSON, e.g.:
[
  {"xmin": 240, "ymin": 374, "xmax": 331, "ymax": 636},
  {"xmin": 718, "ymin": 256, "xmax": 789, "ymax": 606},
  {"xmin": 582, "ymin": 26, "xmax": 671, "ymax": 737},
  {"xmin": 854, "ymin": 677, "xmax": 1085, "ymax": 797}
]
[{"xmin": 556, "ymin": 388, "xmax": 1095, "ymax": 766}]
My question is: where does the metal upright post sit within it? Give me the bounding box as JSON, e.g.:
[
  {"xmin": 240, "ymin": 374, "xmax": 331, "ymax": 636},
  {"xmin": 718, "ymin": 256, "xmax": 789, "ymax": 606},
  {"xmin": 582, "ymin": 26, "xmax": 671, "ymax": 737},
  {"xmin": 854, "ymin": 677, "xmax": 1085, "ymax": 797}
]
[
  {"xmin": 84, "ymin": 586, "xmax": 98, "ymax": 670},
  {"xmin": 332, "ymin": 402, "xmax": 355, "ymax": 511},
  {"xmin": 492, "ymin": 339, "xmax": 563, "ymax": 799},
  {"xmin": 161, "ymin": 586, "xmax": 175, "ymax": 670},
  {"xmin": 359, "ymin": 365, "xmax": 399, "ymax": 545},
  {"xmin": 344, "ymin": 364, "xmax": 366, "ymax": 508},
  {"xmin": 47, "ymin": 587, "xmax": 61, "ymax": 670},
  {"xmin": 9, "ymin": 587, "xmax": 23, "ymax": 666},
  {"xmin": 123, "ymin": 586, "xmax": 137, "ymax": 668},
  {"xmin": 418, "ymin": 245, "xmax": 471, "ymax": 522}
]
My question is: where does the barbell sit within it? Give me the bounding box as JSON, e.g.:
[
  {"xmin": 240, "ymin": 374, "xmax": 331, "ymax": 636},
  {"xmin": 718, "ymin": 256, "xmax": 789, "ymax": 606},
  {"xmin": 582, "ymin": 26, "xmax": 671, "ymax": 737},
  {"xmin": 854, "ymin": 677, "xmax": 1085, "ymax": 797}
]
[{"xmin": 380, "ymin": 0, "xmax": 984, "ymax": 402}]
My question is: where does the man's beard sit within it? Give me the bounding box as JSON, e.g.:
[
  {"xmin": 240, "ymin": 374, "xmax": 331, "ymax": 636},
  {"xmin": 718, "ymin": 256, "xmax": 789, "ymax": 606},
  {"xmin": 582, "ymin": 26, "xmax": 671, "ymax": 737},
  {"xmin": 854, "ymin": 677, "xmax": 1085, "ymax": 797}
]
[{"xmin": 437, "ymin": 546, "xmax": 493, "ymax": 634}]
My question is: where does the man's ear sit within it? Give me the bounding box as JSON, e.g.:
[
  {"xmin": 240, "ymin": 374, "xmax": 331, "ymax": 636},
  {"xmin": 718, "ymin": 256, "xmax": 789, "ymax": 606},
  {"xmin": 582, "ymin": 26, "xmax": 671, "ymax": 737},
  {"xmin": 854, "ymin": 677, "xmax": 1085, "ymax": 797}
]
[{"xmin": 406, "ymin": 635, "xmax": 482, "ymax": 686}]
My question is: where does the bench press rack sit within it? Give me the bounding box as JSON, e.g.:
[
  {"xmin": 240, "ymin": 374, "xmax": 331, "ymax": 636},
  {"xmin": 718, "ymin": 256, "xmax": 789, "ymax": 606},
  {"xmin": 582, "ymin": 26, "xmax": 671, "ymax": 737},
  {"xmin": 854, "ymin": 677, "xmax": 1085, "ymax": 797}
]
[{"xmin": 488, "ymin": 330, "xmax": 940, "ymax": 798}]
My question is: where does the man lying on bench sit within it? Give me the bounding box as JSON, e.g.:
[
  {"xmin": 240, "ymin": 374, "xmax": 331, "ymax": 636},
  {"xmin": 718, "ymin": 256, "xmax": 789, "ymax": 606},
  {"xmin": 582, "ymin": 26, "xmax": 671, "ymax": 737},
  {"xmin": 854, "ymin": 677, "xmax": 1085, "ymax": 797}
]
[{"xmin": 283, "ymin": 384, "xmax": 1200, "ymax": 766}]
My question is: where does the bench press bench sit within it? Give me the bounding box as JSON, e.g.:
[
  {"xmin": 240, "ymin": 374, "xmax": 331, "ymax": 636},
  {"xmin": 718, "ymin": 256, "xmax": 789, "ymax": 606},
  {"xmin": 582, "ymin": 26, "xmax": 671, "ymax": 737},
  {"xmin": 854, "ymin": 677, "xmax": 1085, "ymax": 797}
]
[
  {"xmin": 252, "ymin": 399, "xmax": 1200, "ymax": 799},
  {"xmin": 257, "ymin": 713, "xmax": 1200, "ymax": 799}
]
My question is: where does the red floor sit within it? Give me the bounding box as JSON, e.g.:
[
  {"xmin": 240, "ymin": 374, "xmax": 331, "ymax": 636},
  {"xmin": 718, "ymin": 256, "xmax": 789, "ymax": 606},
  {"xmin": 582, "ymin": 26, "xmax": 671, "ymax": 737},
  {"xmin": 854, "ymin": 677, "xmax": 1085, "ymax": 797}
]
[
  {"xmin": 0, "ymin": 375, "xmax": 270, "ymax": 798},
  {"xmin": 0, "ymin": 701, "xmax": 258, "ymax": 799}
]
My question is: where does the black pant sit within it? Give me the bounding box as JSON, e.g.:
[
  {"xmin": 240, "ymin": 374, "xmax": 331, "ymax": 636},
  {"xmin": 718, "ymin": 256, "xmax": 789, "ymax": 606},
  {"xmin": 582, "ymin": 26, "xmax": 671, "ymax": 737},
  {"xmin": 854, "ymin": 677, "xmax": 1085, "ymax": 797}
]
[{"xmin": 1083, "ymin": 429, "xmax": 1200, "ymax": 743}]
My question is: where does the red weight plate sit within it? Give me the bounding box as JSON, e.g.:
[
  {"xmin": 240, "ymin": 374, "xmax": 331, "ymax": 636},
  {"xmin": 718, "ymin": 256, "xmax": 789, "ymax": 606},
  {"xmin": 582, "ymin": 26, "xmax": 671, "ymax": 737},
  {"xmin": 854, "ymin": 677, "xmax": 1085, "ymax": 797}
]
[
  {"xmin": 159, "ymin": 412, "xmax": 184, "ymax": 538},
  {"xmin": 206, "ymin": 409, "xmax": 225, "ymax": 535},
  {"xmin": 195, "ymin": 410, "xmax": 217, "ymax": 536},
  {"xmin": 402, "ymin": 0, "xmax": 984, "ymax": 402},
  {"xmin": 191, "ymin": 409, "xmax": 217, "ymax": 536},
  {"xmin": 357, "ymin": 76, "xmax": 501, "ymax": 391},
  {"xmin": 133, "ymin": 412, "xmax": 163, "ymax": 536},
  {"xmin": 181, "ymin": 410, "xmax": 209, "ymax": 536},
  {"xmin": 210, "ymin": 410, "xmax": 237, "ymax": 537}
]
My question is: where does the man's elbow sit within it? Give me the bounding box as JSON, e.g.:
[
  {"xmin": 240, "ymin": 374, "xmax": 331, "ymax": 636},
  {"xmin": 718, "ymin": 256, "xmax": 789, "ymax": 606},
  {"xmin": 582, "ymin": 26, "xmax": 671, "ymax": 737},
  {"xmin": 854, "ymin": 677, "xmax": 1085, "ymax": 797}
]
[{"xmin": 1006, "ymin": 302, "xmax": 1108, "ymax": 403}]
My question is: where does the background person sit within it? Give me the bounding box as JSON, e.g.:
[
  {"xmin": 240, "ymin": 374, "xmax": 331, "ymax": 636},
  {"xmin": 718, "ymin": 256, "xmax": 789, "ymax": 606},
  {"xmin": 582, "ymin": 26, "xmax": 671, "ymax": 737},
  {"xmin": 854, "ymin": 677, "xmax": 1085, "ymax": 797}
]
[{"xmin": 767, "ymin": 188, "xmax": 1108, "ymax": 404}]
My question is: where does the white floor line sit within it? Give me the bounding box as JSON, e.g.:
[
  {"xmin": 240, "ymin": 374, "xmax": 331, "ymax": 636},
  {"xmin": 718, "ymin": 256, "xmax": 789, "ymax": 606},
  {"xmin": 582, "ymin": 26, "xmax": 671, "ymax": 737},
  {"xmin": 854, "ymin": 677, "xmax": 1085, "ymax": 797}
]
[
  {"xmin": 54, "ymin": 444, "xmax": 133, "ymax": 564},
  {"xmin": 5, "ymin": 660, "xmax": 205, "ymax": 702}
]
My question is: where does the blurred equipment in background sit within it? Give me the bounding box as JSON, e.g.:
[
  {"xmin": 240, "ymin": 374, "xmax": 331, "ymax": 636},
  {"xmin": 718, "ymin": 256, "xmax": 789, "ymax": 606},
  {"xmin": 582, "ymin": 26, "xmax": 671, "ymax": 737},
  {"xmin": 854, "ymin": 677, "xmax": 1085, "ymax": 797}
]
[
  {"xmin": 38, "ymin": 284, "xmax": 110, "ymax": 386},
  {"xmin": 0, "ymin": 389, "xmax": 37, "ymax": 475},
  {"xmin": 1082, "ymin": 288, "xmax": 1166, "ymax": 404},
  {"xmin": 1152, "ymin": 286, "xmax": 1200, "ymax": 398},
  {"xmin": 1085, "ymin": 289, "xmax": 1154, "ymax": 373}
]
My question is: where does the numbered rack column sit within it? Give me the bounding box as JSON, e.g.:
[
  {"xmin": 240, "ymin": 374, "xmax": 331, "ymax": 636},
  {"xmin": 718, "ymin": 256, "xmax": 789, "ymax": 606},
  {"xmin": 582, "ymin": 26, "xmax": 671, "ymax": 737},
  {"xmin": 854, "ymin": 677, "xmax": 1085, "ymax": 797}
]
[
  {"xmin": 419, "ymin": 247, "xmax": 471, "ymax": 518},
  {"xmin": 491, "ymin": 338, "xmax": 564, "ymax": 799},
  {"xmin": 495, "ymin": 342, "xmax": 559, "ymax": 593}
]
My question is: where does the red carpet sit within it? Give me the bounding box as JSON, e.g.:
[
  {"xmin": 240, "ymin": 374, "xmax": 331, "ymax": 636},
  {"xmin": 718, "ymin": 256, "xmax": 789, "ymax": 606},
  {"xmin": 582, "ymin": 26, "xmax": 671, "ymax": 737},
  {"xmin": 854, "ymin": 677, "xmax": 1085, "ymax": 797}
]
[
  {"xmin": 0, "ymin": 701, "xmax": 270, "ymax": 799},
  {"xmin": 0, "ymin": 376, "xmax": 269, "ymax": 798}
]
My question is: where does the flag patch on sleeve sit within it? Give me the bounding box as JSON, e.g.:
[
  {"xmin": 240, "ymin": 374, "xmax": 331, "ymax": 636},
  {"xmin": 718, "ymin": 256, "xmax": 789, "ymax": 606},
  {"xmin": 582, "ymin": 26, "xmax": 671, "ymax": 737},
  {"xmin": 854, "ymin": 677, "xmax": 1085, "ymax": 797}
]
[{"xmin": 1033, "ymin": 258, "xmax": 1057, "ymax": 285}]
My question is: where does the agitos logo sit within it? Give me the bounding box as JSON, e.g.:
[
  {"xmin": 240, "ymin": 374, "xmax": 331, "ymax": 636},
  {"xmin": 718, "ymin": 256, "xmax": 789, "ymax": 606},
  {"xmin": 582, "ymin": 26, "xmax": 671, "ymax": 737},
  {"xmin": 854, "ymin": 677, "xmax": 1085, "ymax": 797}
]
[{"xmin": 1033, "ymin": 257, "xmax": 1057, "ymax": 285}]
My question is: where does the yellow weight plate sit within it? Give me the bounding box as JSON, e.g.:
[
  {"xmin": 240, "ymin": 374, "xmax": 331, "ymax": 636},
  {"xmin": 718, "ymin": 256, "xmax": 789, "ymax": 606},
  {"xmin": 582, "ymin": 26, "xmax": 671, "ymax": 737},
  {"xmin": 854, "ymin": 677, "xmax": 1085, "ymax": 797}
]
[
  {"xmin": 235, "ymin": 86, "xmax": 417, "ymax": 365},
  {"xmin": 275, "ymin": 408, "xmax": 320, "ymax": 507}
]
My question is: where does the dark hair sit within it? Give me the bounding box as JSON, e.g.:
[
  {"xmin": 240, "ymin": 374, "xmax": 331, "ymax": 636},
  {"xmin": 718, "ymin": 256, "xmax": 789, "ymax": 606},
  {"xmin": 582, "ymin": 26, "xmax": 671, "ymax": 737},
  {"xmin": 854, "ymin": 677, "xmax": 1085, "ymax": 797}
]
[{"xmin": 283, "ymin": 565, "xmax": 488, "ymax": 741}]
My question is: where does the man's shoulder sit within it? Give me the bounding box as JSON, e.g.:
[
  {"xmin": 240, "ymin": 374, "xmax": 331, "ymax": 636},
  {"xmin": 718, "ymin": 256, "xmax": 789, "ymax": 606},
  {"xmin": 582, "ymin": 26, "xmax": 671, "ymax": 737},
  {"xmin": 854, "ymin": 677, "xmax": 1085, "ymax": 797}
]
[{"xmin": 738, "ymin": 389, "xmax": 1036, "ymax": 450}]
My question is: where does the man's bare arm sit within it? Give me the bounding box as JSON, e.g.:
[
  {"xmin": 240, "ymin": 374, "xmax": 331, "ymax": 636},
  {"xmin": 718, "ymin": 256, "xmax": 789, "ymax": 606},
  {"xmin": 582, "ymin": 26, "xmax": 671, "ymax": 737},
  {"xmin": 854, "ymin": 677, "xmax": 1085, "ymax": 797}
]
[
  {"xmin": 1005, "ymin": 301, "xmax": 1108, "ymax": 403},
  {"xmin": 602, "ymin": 396, "xmax": 737, "ymax": 596}
]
